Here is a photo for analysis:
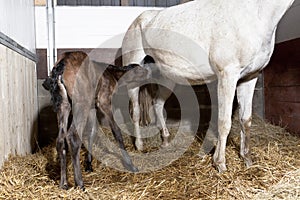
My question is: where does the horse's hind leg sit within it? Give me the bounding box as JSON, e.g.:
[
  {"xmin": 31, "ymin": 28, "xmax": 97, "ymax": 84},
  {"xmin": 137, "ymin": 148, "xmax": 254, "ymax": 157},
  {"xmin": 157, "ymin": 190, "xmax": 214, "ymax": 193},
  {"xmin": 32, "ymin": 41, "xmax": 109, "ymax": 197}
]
[
  {"xmin": 66, "ymin": 122, "xmax": 84, "ymax": 189},
  {"xmin": 154, "ymin": 83, "xmax": 175, "ymax": 147},
  {"xmin": 122, "ymin": 18, "xmax": 147, "ymax": 151},
  {"xmin": 128, "ymin": 87, "xmax": 143, "ymax": 150},
  {"xmin": 236, "ymin": 77, "xmax": 257, "ymax": 168}
]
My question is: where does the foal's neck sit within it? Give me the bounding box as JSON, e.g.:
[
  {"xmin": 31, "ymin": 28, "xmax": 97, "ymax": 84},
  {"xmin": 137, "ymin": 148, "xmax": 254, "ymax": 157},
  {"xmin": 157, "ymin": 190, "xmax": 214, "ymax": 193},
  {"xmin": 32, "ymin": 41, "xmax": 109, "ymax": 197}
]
[{"xmin": 106, "ymin": 64, "xmax": 136, "ymax": 81}]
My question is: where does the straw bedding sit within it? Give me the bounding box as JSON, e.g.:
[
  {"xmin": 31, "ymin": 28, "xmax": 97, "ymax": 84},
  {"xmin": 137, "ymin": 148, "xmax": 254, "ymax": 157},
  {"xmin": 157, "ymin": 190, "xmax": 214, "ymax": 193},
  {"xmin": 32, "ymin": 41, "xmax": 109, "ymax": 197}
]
[{"xmin": 0, "ymin": 115, "xmax": 299, "ymax": 199}]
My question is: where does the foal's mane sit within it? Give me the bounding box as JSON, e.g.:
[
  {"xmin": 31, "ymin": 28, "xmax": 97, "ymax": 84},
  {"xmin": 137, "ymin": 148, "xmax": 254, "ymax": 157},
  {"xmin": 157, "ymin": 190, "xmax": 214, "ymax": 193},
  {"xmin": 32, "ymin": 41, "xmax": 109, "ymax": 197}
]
[{"xmin": 107, "ymin": 63, "xmax": 139, "ymax": 72}]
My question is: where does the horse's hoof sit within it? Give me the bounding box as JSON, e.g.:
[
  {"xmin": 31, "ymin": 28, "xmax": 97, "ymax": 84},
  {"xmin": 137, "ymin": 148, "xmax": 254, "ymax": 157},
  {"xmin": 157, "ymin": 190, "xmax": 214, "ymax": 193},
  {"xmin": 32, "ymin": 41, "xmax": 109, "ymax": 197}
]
[
  {"xmin": 244, "ymin": 157, "xmax": 253, "ymax": 169},
  {"xmin": 135, "ymin": 141, "xmax": 143, "ymax": 151},
  {"xmin": 161, "ymin": 142, "xmax": 169, "ymax": 148},
  {"xmin": 213, "ymin": 162, "xmax": 227, "ymax": 173}
]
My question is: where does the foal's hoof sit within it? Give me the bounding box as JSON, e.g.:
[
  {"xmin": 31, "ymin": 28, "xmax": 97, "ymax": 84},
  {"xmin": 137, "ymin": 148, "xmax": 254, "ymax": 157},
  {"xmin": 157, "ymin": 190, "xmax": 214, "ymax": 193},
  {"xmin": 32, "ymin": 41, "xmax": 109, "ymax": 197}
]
[
  {"xmin": 129, "ymin": 165, "xmax": 139, "ymax": 173},
  {"xmin": 85, "ymin": 165, "xmax": 93, "ymax": 173},
  {"xmin": 60, "ymin": 184, "xmax": 69, "ymax": 190},
  {"xmin": 124, "ymin": 162, "xmax": 139, "ymax": 173},
  {"xmin": 78, "ymin": 185, "xmax": 85, "ymax": 191}
]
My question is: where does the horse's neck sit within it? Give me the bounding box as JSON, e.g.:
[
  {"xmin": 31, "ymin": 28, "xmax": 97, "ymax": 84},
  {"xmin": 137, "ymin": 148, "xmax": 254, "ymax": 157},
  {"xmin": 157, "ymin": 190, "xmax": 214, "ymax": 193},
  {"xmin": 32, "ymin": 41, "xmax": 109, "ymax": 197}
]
[{"xmin": 257, "ymin": 0, "xmax": 294, "ymax": 28}]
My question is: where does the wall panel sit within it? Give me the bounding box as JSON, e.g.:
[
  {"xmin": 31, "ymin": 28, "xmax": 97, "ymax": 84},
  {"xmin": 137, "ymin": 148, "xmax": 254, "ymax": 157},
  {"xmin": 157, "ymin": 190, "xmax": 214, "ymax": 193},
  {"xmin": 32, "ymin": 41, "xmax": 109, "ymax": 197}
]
[
  {"xmin": 0, "ymin": 45, "xmax": 38, "ymax": 167},
  {"xmin": 264, "ymin": 38, "xmax": 300, "ymax": 135},
  {"xmin": 0, "ymin": 0, "xmax": 35, "ymax": 52}
]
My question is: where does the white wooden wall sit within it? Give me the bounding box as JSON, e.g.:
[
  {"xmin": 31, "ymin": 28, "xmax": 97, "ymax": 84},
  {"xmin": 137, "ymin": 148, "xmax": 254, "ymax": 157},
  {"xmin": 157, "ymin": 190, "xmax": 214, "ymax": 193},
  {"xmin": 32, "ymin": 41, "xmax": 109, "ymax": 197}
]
[
  {"xmin": 0, "ymin": 0, "xmax": 36, "ymax": 52},
  {"xmin": 35, "ymin": 6, "xmax": 162, "ymax": 49},
  {"xmin": 0, "ymin": 45, "xmax": 38, "ymax": 167},
  {"xmin": 0, "ymin": 0, "xmax": 37, "ymax": 168}
]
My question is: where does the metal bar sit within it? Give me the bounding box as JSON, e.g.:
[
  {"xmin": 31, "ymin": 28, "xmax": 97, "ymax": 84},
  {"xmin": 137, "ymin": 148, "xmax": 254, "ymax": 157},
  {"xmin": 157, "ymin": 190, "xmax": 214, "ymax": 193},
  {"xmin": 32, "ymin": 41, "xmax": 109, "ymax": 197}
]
[{"xmin": 46, "ymin": 0, "xmax": 56, "ymax": 74}]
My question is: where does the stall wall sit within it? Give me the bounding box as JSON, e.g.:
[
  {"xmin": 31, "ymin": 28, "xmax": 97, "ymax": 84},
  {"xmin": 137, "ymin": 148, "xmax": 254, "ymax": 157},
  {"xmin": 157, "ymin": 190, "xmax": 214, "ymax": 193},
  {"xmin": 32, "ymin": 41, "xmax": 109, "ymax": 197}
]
[
  {"xmin": 264, "ymin": 38, "xmax": 300, "ymax": 135},
  {"xmin": 0, "ymin": 0, "xmax": 37, "ymax": 167}
]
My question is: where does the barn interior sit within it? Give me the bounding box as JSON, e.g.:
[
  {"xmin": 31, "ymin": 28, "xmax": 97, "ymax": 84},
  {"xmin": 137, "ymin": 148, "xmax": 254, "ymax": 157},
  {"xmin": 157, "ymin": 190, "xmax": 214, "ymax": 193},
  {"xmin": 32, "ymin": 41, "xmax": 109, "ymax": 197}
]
[{"xmin": 0, "ymin": 0, "xmax": 299, "ymax": 199}]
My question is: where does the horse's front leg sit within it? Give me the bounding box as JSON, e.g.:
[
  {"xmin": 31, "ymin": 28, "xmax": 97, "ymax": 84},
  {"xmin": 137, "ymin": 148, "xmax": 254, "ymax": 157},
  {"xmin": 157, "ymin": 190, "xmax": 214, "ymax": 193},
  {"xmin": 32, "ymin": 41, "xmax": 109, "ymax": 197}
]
[
  {"xmin": 236, "ymin": 77, "xmax": 258, "ymax": 168},
  {"xmin": 128, "ymin": 87, "xmax": 143, "ymax": 150},
  {"xmin": 213, "ymin": 68, "xmax": 239, "ymax": 172},
  {"xmin": 66, "ymin": 122, "xmax": 84, "ymax": 190}
]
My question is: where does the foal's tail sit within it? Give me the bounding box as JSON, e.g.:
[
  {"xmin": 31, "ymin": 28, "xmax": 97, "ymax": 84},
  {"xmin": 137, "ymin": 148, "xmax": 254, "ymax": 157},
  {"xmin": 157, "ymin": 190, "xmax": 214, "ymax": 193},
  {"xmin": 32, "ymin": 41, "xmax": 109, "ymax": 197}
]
[
  {"xmin": 138, "ymin": 84, "xmax": 158, "ymax": 126},
  {"xmin": 42, "ymin": 60, "xmax": 65, "ymax": 112}
]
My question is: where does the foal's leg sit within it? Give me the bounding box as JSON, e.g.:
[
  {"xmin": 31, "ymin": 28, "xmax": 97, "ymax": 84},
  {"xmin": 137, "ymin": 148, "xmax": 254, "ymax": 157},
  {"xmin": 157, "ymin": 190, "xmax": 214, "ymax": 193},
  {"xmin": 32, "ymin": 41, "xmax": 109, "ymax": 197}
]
[
  {"xmin": 110, "ymin": 120, "xmax": 138, "ymax": 172},
  {"xmin": 56, "ymin": 110, "xmax": 69, "ymax": 189},
  {"xmin": 99, "ymin": 101, "xmax": 138, "ymax": 172},
  {"xmin": 213, "ymin": 68, "xmax": 239, "ymax": 172},
  {"xmin": 236, "ymin": 77, "xmax": 258, "ymax": 168},
  {"xmin": 128, "ymin": 87, "xmax": 143, "ymax": 150},
  {"xmin": 84, "ymin": 108, "xmax": 98, "ymax": 172},
  {"xmin": 56, "ymin": 76, "xmax": 71, "ymax": 189},
  {"xmin": 154, "ymin": 83, "xmax": 175, "ymax": 147},
  {"xmin": 66, "ymin": 122, "xmax": 84, "ymax": 189}
]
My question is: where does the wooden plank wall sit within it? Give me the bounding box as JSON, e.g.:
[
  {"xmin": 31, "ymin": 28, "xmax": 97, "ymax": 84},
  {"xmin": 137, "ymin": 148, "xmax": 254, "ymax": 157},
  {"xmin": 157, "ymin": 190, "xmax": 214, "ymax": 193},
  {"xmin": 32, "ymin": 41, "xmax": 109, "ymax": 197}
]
[
  {"xmin": 264, "ymin": 38, "xmax": 300, "ymax": 135},
  {"xmin": 0, "ymin": 44, "xmax": 38, "ymax": 167}
]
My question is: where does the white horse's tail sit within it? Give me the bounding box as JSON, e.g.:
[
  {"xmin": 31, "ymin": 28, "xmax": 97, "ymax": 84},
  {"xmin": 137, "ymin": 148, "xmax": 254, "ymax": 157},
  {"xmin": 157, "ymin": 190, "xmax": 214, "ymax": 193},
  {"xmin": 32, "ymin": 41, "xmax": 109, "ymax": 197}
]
[{"xmin": 137, "ymin": 84, "xmax": 158, "ymax": 126}]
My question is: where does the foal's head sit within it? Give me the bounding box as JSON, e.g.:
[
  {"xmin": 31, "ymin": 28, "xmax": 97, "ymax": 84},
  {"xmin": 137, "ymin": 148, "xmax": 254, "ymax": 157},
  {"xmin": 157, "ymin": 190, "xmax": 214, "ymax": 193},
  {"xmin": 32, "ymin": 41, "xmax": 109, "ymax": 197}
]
[{"xmin": 123, "ymin": 64, "xmax": 151, "ymax": 84}]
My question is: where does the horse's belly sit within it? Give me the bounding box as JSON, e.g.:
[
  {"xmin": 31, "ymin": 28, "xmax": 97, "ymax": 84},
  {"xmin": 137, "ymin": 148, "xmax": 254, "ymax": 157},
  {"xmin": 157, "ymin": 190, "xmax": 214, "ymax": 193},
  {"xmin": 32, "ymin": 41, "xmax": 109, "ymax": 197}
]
[
  {"xmin": 160, "ymin": 64, "xmax": 216, "ymax": 85},
  {"xmin": 144, "ymin": 41, "xmax": 216, "ymax": 84}
]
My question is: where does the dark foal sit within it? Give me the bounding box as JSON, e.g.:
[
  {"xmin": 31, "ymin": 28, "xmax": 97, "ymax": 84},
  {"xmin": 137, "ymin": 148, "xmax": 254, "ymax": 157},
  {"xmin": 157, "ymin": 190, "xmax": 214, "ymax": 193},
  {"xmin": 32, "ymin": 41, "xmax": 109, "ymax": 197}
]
[{"xmin": 43, "ymin": 51, "xmax": 149, "ymax": 189}]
